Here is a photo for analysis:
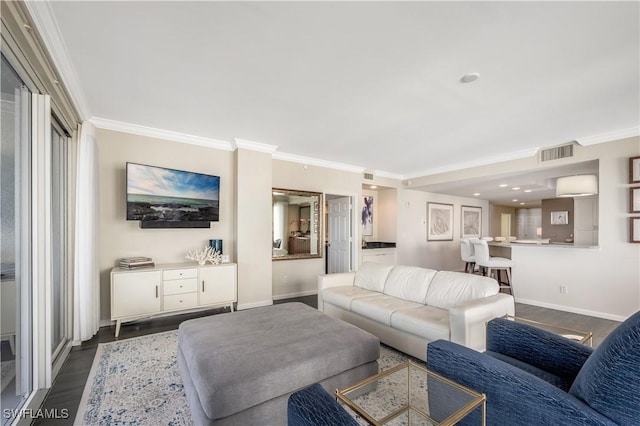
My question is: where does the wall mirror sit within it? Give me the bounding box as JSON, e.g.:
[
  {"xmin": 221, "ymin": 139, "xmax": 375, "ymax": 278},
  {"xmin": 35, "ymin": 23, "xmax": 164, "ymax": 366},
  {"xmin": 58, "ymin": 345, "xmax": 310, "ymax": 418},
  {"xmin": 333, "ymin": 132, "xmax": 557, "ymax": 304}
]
[{"xmin": 272, "ymin": 188, "xmax": 323, "ymax": 260}]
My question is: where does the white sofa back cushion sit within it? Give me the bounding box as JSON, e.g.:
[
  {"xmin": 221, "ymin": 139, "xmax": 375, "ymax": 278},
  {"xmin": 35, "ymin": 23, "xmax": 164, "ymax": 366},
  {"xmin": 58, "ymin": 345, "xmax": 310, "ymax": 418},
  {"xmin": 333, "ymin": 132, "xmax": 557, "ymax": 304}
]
[
  {"xmin": 425, "ymin": 271, "xmax": 499, "ymax": 309},
  {"xmin": 354, "ymin": 262, "xmax": 394, "ymax": 293},
  {"xmin": 383, "ymin": 265, "xmax": 437, "ymax": 304}
]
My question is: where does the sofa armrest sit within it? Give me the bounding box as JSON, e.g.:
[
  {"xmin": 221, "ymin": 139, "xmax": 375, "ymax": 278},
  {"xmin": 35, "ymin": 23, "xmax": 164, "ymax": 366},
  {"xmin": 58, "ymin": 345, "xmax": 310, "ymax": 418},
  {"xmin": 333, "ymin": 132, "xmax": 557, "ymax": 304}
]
[
  {"xmin": 449, "ymin": 293, "xmax": 515, "ymax": 351},
  {"xmin": 317, "ymin": 272, "xmax": 356, "ymax": 312},
  {"xmin": 287, "ymin": 383, "xmax": 358, "ymax": 426},
  {"xmin": 318, "ymin": 272, "xmax": 355, "ymax": 291},
  {"xmin": 486, "ymin": 318, "xmax": 593, "ymax": 383},
  {"xmin": 427, "ymin": 340, "xmax": 616, "ymax": 426}
]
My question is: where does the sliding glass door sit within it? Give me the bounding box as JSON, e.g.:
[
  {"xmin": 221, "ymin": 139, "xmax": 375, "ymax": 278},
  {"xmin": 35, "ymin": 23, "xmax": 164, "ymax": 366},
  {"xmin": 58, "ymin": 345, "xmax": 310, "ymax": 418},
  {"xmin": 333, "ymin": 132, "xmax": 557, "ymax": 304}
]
[
  {"xmin": 1, "ymin": 54, "xmax": 33, "ymax": 425},
  {"xmin": 50, "ymin": 120, "xmax": 70, "ymax": 361}
]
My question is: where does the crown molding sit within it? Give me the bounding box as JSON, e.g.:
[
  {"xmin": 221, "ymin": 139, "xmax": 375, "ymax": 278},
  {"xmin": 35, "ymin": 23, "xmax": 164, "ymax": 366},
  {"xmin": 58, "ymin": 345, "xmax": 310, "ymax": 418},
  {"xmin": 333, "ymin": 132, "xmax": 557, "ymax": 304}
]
[
  {"xmin": 405, "ymin": 146, "xmax": 539, "ymax": 180},
  {"xmin": 23, "ymin": 0, "xmax": 91, "ymax": 120},
  {"xmin": 575, "ymin": 127, "xmax": 640, "ymax": 146},
  {"xmin": 272, "ymin": 151, "xmax": 366, "ymax": 174},
  {"xmin": 373, "ymin": 170, "xmax": 405, "ymax": 181},
  {"xmin": 233, "ymin": 138, "xmax": 279, "ymax": 154},
  {"xmin": 91, "ymin": 117, "xmax": 234, "ymax": 151}
]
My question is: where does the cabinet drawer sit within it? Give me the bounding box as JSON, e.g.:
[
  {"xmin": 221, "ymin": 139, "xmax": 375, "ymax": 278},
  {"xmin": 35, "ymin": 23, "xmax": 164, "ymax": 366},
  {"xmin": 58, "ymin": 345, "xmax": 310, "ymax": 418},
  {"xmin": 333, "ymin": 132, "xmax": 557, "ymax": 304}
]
[
  {"xmin": 163, "ymin": 292, "xmax": 198, "ymax": 311},
  {"xmin": 163, "ymin": 268, "xmax": 197, "ymax": 281},
  {"xmin": 163, "ymin": 278, "xmax": 197, "ymax": 295}
]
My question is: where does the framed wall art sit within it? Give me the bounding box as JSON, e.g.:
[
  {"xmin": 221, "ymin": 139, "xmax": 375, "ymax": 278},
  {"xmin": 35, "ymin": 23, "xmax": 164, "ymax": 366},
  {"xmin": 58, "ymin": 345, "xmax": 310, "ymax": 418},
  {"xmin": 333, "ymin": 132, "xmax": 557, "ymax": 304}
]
[
  {"xmin": 461, "ymin": 205, "xmax": 482, "ymax": 238},
  {"xmin": 427, "ymin": 202, "xmax": 453, "ymax": 241},
  {"xmin": 630, "ymin": 156, "xmax": 640, "ymax": 184},
  {"xmin": 631, "ymin": 187, "xmax": 640, "ymax": 214},
  {"xmin": 631, "ymin": 218, "xmax": 640, "ymax": 243},
  {"xmin": 362, "ymin": 196, "xmax": 373, "ymax": 236},
  {"xmin": 551, "ymin": 211, "xmax": 569, "ymax": 225}
]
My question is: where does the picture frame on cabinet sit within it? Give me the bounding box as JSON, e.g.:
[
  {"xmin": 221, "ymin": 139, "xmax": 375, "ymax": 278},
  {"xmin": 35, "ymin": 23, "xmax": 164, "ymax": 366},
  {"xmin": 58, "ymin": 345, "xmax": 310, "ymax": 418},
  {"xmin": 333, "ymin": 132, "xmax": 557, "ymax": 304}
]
[
  {"xmin": 630, "ymin": 156, "xmax": 640, "ymax": 184},
  {"xmin": 631, "ymin": 187, "xmax": 640, "ymax": 213},
  {"xmin": 631, "ymin": 217, "xmax": 640, "ymax": 243},
  {"xmin": 461, "ymin": 205, "xmax": 482, "ymax": 238},
  {"xmin": 427, "ymin": 202, "xmax": 454, "ymax": 241}
]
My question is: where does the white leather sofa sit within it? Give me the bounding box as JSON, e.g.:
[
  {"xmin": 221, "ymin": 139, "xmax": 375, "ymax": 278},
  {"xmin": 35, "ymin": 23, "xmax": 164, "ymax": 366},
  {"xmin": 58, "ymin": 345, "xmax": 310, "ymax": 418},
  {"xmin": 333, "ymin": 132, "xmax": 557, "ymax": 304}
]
[{"xmin": 318, "ymin": 262, "xmax": 515, "ymax": 360}]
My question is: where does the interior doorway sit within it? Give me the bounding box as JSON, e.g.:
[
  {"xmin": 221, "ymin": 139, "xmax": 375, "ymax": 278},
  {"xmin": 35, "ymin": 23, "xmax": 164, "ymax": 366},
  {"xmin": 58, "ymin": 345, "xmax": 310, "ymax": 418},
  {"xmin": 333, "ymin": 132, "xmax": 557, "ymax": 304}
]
[{"xmin": 325, "ymin": 194, "xmax": 353, "ymax": 274}]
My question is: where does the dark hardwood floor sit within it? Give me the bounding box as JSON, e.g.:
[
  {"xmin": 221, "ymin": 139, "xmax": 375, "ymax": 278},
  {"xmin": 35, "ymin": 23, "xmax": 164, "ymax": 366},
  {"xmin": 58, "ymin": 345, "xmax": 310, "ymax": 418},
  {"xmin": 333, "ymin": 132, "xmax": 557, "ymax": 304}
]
[{"xmin": 32, "ymin": 295, "xmax": 619, "ymax": 425}]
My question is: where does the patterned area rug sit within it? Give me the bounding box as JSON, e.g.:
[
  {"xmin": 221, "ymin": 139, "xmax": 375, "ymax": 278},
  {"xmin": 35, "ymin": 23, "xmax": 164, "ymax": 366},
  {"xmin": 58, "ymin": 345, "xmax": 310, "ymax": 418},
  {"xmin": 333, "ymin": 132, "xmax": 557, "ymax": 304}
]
[{"xmin": 75, "ymin": 330, "xmax": 419, "ymax": 425}]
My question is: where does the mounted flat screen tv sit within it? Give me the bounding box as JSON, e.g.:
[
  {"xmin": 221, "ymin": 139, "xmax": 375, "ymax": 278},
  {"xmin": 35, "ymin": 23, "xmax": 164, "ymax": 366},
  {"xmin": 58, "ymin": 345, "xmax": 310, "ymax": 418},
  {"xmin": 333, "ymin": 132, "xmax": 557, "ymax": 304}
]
[{"xmin": 126, "ymin": 162, "xmax": 220, "ymax": 227}]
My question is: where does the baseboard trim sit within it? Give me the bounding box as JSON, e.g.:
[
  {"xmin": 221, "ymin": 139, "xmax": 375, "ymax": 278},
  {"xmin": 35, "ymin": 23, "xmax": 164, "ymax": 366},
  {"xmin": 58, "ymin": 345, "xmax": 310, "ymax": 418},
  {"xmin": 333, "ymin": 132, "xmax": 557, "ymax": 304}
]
[
  {"xmin": 516, "ymin": 299, "xmax": 627, "ymax": 322},
  {"xmin": 272, "ymin": 290, "xmax": 318, "ymax": 301},
  {"xmin": 236, "ymin": 300, "xmax": 274, "ymax": 310}
]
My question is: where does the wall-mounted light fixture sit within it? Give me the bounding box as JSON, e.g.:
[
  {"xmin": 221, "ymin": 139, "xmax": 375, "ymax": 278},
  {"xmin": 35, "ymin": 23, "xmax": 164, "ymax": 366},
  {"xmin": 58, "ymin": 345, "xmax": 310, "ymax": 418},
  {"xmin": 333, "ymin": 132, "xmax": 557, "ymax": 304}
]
[{"xmin": 555, "ymin": 175, "xmax": 598, "ymax": 197}]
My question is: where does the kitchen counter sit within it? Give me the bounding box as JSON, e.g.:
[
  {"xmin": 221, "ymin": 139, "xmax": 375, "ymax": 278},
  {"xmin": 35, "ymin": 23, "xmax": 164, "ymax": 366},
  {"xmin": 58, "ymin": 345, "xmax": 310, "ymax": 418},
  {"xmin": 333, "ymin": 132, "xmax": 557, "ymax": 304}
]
[
  {"xmin": 363, "ymin": 241, "xmax": 396, "ymax": 249},
  {"xmin": 489, "ymin": 241, "xmax": 598, "ymax": 249}
]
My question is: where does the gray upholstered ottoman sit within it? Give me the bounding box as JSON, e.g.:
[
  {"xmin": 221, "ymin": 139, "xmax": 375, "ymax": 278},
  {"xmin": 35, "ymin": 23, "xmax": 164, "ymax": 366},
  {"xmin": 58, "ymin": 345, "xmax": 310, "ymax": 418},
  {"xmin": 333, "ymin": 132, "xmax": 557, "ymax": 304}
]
[{"xmin": 177, "ymin": 302, "xmax": 379, "ymax": 425}]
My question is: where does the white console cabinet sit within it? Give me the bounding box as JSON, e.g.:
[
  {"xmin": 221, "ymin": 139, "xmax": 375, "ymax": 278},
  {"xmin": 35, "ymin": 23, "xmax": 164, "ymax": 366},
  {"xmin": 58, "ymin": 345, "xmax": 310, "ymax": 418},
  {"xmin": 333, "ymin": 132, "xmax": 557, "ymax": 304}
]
[{"xmin": 111, "ymin": 262, "xmax": 237, "ymax": 337}]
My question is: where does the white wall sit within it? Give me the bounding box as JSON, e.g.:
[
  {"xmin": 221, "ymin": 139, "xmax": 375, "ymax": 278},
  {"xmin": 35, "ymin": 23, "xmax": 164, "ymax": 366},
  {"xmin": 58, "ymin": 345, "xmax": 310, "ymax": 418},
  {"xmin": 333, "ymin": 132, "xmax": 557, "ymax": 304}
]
[
  {"xmin": 511, "ymin": 137, "xmax": 640, "ymax": 320},
  {"xmin": 396, "ymin": 190, "xmax": 490, "ymax": 271},
  {"xmin": 96, "ymin": 129, "xmax": 235, "ymax": 322}
]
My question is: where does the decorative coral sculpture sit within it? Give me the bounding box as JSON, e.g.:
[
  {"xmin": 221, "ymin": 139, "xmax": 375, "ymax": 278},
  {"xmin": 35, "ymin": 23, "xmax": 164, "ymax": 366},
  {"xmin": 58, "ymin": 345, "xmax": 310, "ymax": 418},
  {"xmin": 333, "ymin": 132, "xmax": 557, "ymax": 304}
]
[{"xmin": 186, "ymin": 246, "xmax": 222, "ymax": 265}]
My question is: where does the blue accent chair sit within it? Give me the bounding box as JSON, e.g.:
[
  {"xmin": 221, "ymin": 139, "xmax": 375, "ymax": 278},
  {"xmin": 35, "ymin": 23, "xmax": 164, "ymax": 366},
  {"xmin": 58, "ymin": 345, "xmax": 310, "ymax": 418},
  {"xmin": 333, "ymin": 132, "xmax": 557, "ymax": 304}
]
[
  {"xmin": 288, "ymin": 383, "xmax": 358, "ymax": 426},
  {"xmin": 427, "ymin": 311, "xmax": 640, "ymax": 426}
]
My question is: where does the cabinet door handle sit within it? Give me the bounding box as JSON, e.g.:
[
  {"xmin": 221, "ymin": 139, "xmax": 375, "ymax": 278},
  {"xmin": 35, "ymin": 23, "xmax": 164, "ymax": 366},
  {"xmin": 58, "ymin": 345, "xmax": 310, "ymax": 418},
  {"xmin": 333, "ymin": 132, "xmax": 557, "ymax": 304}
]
[
  {"xmin": 202, "ymin": 280, "xmax": 205, "ymax": 292},
  {"xmin": 156, "ymin": 285, "xmax": 158, "ymax": 298}
]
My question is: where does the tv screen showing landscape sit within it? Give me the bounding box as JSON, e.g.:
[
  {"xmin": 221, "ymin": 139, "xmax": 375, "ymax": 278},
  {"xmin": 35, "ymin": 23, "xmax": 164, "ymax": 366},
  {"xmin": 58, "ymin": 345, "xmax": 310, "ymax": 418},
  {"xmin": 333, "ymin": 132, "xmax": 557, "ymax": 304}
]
[{"xmin": 126, "ymin": 162, "xmax": 220, "ymax": 222}]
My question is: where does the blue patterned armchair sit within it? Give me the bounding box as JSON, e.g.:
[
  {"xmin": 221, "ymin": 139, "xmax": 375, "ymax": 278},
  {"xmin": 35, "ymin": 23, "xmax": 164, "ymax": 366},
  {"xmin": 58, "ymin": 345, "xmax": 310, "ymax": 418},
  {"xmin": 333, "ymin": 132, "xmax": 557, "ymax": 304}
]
[{"xmin": 427, "ymin": 311, "xmax": 640, "ymax": 425}]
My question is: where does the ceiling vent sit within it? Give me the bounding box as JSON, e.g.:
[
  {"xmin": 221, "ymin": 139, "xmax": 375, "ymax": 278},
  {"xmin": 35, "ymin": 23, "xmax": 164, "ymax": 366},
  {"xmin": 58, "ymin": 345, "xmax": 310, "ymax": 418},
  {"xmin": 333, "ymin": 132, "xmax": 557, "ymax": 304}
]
[
  {"xmin": 540, "ymin": 144, "xmax": 574, "ymax": 162},
  {"xmin": 363, "ymin": 171, "xmax": 374, "ymax": 180}
]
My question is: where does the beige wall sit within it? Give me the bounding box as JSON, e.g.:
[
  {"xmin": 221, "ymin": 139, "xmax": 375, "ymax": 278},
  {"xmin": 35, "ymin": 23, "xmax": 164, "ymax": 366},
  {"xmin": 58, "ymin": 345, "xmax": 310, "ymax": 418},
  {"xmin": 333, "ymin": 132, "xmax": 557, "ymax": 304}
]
[
  {"xmin": 541, "ymin": 197, "xmax": 574, "ymax": 242},
  {"xmin": 96, "ymin": 129, "xmax": 235, "ymax": 322},
  {"xmin": 235, "ymin": 148, "xmax": 273, "ymax": 309}
]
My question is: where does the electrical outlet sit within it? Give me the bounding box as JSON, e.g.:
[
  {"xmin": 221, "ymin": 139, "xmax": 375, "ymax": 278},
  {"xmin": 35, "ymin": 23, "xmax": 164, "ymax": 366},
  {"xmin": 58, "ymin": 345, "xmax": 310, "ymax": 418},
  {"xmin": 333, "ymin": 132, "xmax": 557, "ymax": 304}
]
[
  {"xmin": 559, "ymin": 285, "xmax": 568, "ymax": 294},
  {"xmin": 283, "ymin": 275, "xmax": 289, "ymax": 284}
]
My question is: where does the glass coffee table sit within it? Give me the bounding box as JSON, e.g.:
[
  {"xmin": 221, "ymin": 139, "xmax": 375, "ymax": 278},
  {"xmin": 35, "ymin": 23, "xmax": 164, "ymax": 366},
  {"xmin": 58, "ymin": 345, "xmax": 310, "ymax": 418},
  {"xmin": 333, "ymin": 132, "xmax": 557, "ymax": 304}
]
[
  {"xmin": 336, "ymin": 360, "xmax": 486, "ymax": 425},
  {"xmin": 502, "ymin": 315, "xmax": 593, "ymax": 346}
]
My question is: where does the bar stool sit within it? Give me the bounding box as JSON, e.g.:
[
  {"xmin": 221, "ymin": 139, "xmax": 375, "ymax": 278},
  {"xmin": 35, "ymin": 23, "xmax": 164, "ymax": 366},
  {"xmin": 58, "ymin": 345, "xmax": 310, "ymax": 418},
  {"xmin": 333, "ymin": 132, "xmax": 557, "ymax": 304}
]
[
  {"xmin": 460, "ymin": 238, "xmax": 475, "ymax": 273},
  {"xmin": 472, "ymin": 239, "xmax": 514, "ymax": 296}
]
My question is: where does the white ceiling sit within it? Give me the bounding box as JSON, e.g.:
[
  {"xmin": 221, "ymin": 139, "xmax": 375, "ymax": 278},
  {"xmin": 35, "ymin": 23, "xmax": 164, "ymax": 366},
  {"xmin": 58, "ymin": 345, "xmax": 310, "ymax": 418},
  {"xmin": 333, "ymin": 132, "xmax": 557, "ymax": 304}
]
[{"xmin": 45, "ymin": 1, "xmax": 639, "ymax": 179}]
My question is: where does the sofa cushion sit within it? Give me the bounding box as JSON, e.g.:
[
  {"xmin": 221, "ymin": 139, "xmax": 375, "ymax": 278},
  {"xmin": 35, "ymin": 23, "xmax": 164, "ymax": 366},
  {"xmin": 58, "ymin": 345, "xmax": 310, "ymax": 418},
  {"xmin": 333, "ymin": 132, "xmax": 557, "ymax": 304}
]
[
  {"xmin": 351, "ymin": 295, "xmax": 423, "ymax": 326},
  {"xmin": 383, "ymin": 265, "xmax": 437, "ymax": 304},
  {"xmin": 426, "ymin": 271, "xmax": 498, "ymax": 309},
  {"xmin": 569, "ymin": 310, "xmax": 640, "ymax": 425},
  {"xmin": 390, "ymin": 306, "xmax": 450, "ymax": 341},
  {"xmin": 321, "ymin": 286, "xmax": 381, "ymax": 311},
  {"xmin": 353, "ymin": 262, "xmax": 394, "ymax": 293}
]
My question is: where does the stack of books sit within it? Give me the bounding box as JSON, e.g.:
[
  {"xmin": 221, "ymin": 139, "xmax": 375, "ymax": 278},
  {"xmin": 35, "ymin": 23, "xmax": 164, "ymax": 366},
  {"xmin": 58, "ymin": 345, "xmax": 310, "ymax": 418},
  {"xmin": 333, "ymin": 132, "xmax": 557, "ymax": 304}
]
[{"xmin": 119, "ymin": 257, "xmax": 155, "ymax": 269}]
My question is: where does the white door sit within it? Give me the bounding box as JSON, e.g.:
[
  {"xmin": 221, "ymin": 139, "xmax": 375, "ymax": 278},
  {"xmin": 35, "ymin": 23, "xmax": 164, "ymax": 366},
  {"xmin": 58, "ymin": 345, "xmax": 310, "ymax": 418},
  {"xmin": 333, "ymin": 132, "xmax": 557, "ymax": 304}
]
[{"xmin": 328, "ymin": 197, "xmax": 351, "ymax": 273}]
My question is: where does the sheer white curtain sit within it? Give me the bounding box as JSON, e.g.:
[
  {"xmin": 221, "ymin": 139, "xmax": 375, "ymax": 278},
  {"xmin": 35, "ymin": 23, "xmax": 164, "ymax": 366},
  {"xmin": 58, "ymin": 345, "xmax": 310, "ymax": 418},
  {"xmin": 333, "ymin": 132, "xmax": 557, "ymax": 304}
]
[{"xmin": 73, "ymin": 121, "xmax": 100, "ymax": 342}]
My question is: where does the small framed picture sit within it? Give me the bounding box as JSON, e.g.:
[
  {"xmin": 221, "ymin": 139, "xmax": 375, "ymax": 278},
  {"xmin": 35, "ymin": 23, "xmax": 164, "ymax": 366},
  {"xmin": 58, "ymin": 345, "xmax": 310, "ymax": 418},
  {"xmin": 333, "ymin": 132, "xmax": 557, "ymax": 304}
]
[
  {"xmin": 631, "ymin": 218, "xmax": 640, "ymax": 243},
  {"xmin": 631, "ymin": 187, "xmax": 640, "ymax": 213},
  {"xmin": 630, "ymin": 156, "xmax": 640, "ymax": 184},
  {"xmin": 551, "ymin": 211, "xmax": 569, "ymax": 225}
]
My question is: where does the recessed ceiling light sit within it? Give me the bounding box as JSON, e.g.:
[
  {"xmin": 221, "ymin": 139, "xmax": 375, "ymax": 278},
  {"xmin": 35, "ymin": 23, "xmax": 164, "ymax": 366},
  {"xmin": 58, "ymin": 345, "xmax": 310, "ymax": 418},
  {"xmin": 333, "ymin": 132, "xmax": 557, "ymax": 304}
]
[
  {"xmin": 520, "ymin": 202, "xmax": 525, "ymax": 205},
  {"xmin": 370, "ymin": 185, "xmax": 378, "ymax": 189},
  {"xmin": 512, "ymin": 187, "xmax": 520, "ymax": 190},
  {"xmin": 512, "ymin": 199, "xmax": 518, "ymax": 202},
  {"xmin": 499, "ymin": 184, "xmax": 508, "ymax": 188},
  {"xmin": 524, "ymin": 189, "xmax": 532, "ymax": 193},
  {"xmin": 460, "ymin": 72, "xmax": 480, "ymax": 83},
  {"xmin": 473, "ymin": 193, "xmax": 481, "ymax": 196}
]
